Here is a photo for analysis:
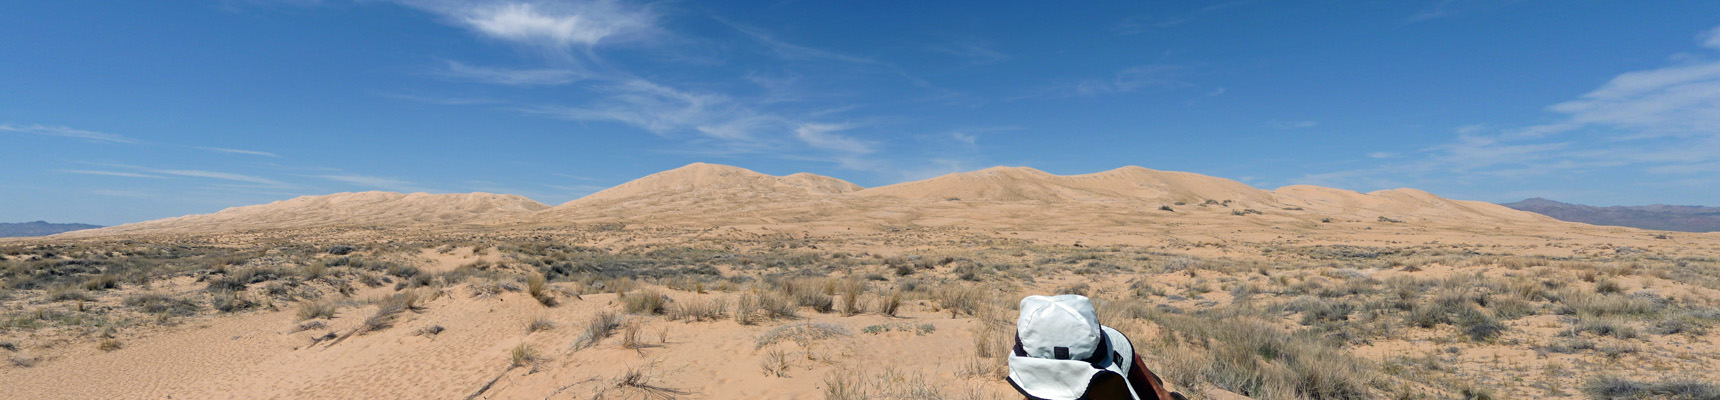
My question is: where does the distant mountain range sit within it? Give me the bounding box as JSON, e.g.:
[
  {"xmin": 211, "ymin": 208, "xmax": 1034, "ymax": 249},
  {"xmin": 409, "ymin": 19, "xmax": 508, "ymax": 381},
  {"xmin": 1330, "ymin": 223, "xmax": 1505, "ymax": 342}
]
[
  {"xmin": 0, "ymin": 221, "xmax": 103, "ymax": 238},
  {"xmin": 1500, "ymin": 198, "xmax": 1720, "ymax": 232}
]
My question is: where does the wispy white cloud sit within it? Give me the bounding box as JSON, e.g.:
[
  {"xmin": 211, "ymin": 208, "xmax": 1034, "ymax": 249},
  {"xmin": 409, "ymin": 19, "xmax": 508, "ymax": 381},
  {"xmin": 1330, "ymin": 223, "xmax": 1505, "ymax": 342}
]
[
  {"xmin": 1703, "ymin": 26, "xmax": 1720, "ymax": 50},
  {"xmin": 439, "ymin": 60, "xmax": 585, "ymax": 85},
  {"xmin": 1114, "ymin": 1, "xmax": 1246, "ymax": 34},
  {"xmin": 1269, "ymin": 120, "xmax": 1318, "ymax": 129},
  {"xmin": 1296, "ymin": 24, "xmax": 1720, "ymax": 198},
  {"xmin": 1021, "ymin": 65, "xmax": 1189, "ymax": 99},
  {"xmin": 0, "ymin": 123, "xmax": 137, "ymax": 144},
  {"xmin": 525, "ymin": 78, "xmax": 754, "ymax": 138},
  {"xmin": 149, "ymin": 169, "xmax": 285, "ymax": 185},
  {"xmin": 925, "ymin": 39, "xmax": 1010, "ymax": 65},
  {"xmin": 397, "ymin": 0, "xmax": 657, "ymax": 51},
  {"xmin": 89, "ymin": 189, "xmax": 153, "ymax": 198},
  {"xmin": 196, "ymin": 146, "xmax": 280, "ymax": 157},
  {"xmin": 1406, "ymin": 0, "xmax": 1456, "ymax": 22},
  {"xmin": 318, "ymin": 174, "xmax": 426, "ymax": 192},
  {"xmin": 794, "ymin": 123, "xmax": 872, "ymax": 154},
  {"xmin": 1366, "ymin": 152, "xmax": 1396, "ymax": 159},
  {"xmin": 380, "ymin": 93, "xmax": 504, "ymax": 105},
  {"xmin": 722, "ymin": 19, "xmax": 876, "ymax": 64},
  {"xmin": 59, "ymin": 169, "xmax": 165, "ymax": 179}
]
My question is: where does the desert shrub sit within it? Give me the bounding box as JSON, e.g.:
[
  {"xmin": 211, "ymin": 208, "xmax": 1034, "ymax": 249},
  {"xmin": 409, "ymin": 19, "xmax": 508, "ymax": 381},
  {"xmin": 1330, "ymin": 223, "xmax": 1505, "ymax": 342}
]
[
  {"xmin": 1407, "ymin": 302, "xmax": 1457, "ymax": 328},
  {"xmin": 1455, "ymin": 308, "xmax": 1507, "ymax": 341},
  {"xmin": 1583, "ymin": 376, "xmax": 1720, "ymax": 400},
  {"xmin": 1649, "ymin": 315, "xmax": 1710, "ymax": 335},
  {"xmin": 574, "ymin": 311, "xmax": 623, "ymax": 350},
  {"xmin": 1594, "ymin": 278, "xmax": 1624, "ymax": 294},
  {"xmin": 83, "ymin": 274, "xmax": 119, "ymax": 291},
  {"xmin": 1487, "ymin": 295, "xmax": 1536, "ymax": 320},
  {"xmin": 1541, "ymin": 337, "xmax": 1596, "ymax": 355},
  {"xmin": 296, "ymin": 300, "xmax": 338, "ymax": 321},
  {"xmin": 98, "ymin": 339, "xmax": 123, "ymax": 352},
  {"xmin": 1287, "ymin": 298, "xmax": 1354, "ymax": 325},
  {"xmin": 48, "ymin": 287, "xmax": 93, "ymax": 302},
  {"xmin": 734, "ymin": 292, "xmax": 762, "ymax": 325},
  {"xmin": 622, "ymin": 288, "xmax": 666, "ymax": 315},
  {"xmin": 754, "ymin": 322, "xmax": 849, "ymax": 349},
  {"xmin": 211, "ymin": 291, "xmax": 258, "ymax": 313},
  {"xmin": 1551, "ymin": 289, "xmax": 1660, "ymax": 317},
  {"xmin": 1565, "ymin": 318, "xmax": 1638, "ymax": 340},
  {"xmin": 1145, "ymin": 313, "xmax": 1373, "ymax": 400},
  {"xmin": 667, "ymin": 297, "xmax": 727, "ymax": 322},
  {"xmin": 125, "ymin": 293, "xmax": 199, "ymax": 316},
  {"xmin": 935, "ymin": 284, "xmax": 988, "ymax": 317},
  {"xmin": 326, "ymin": 245, "xmax": 356, "ymax": 255}
]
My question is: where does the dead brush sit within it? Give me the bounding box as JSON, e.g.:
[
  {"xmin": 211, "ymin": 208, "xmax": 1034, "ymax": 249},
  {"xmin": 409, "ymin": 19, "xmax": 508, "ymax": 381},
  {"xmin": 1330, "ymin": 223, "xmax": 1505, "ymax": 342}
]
[
  {"xmin": 761, "ymin": 346, "xmax": 792, "ymax": 377},
  {"xmin": 597, "ymin": 361, "xmax": 689, "ymax": 399}
]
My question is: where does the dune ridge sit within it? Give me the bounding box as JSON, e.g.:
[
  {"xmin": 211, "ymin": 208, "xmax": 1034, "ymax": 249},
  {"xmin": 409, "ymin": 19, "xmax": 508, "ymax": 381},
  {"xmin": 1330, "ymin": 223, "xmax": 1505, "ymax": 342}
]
[{"xmin": 66, "ymin": 163, "xmax": 1563, "ymax": 237}]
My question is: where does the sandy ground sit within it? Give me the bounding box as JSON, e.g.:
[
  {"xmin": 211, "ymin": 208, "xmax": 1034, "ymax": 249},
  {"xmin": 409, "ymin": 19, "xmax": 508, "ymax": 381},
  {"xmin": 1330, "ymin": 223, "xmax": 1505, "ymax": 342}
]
[{"xmin": 7, "ymin": 163, "xmax": 1718, "ymax": 399}]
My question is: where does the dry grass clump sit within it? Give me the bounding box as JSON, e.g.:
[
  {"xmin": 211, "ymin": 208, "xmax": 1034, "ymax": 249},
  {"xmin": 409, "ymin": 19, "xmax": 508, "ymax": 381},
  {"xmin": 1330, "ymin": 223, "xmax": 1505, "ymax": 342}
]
[
  {"xmin": 666, "ymin": 296, "xmax": 727, "ymax": 322},
  {"xmin": 98, "ymin": 339, "xmax": 123, "ymax": 352},
  {"xmin": 573, "ymin": 311, "xmax": 623, "ymax": 350},
  {"xmin": 754, "ymin": 322, "xmax": 849, "ymax": 349},
  {"xmin": 735, "ymin": 290, "xmax": 797, "ymax": 324},
  {"xmin": 296, "ymin": 300, "xmax": 339, "ymax": 321},
  {"xmin": 782, "ymin": 278, "xmax": 835, "ymax": 314},
  {"xmin": 527, "ymin": 317, "xmax": 555, "ymax": 333},
  {"xmin": 839, "ymin": 278, "xmax": 866, "ymax": 316},
  {"xmin": 878, "ymin": 290, "xmax": 903, "ymax": 317},
  {"xmin": 1146, "ymin": 312, "xmax": 1374, "ymax": 399},
  {"xmin": 510, "ymin": 343, "xmax": 539, "ymax": 367},
  {"xmin": 82, "ymin": 274, "xmax": 119, "ymax": 291},
  {"xmin": 622, "ymin": 288, "xmax": 666, "ymax": 315},
  {"xmin": 760, "ymin": 346, "xmax": 792, "ymax": 377},
  {"xmin": 1564, "ymin": 318, "xmax": 1639, "ymax": 340},
  {"xmin": 934, "ymin": 284, "xmax": 989, "ymax": 317},
  {"xmin": 822, "ymin": 367, "xmax": 946, "ymax": 400},
  {"xmin": 336, "ymin": 291, "xmax": 423, "ymax": 343},
  {"xmin": 526, "ymin": 273, "xmax": 556, "ymax": 306}
]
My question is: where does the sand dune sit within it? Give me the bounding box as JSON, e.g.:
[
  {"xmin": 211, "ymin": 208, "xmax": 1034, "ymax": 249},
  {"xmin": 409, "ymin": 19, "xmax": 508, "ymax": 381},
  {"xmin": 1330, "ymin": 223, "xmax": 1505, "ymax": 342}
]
[
  {"xmin": 65, "ymin": 163, "xmax": 1564, "ymax": 236},
  {"xmin": 72, "ymin": 192, "xmax": 549, "ymax": 235}
]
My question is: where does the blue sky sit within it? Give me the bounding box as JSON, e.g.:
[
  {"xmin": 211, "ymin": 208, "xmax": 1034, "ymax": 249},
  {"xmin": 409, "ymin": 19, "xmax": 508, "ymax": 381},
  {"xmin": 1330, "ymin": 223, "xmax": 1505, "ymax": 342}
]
[{"xmin": 4, "ymin": 1, "xmax": 1720, "ymax": 225}]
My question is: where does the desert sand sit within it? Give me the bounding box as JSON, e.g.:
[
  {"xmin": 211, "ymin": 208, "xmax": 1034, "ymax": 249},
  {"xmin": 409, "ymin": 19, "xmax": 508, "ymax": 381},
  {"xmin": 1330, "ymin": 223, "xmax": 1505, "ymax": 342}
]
[{"xmin": 5, "ymin": 163, "xmax": 1718, "ymax": 399}]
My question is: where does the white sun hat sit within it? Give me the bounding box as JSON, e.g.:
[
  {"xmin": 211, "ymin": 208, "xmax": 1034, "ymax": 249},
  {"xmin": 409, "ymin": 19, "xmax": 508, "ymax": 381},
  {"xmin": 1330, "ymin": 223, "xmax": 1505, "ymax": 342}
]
[{"xmin": 1006, "ymin": 294, "xmax": 1139, "ymax": 400}]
